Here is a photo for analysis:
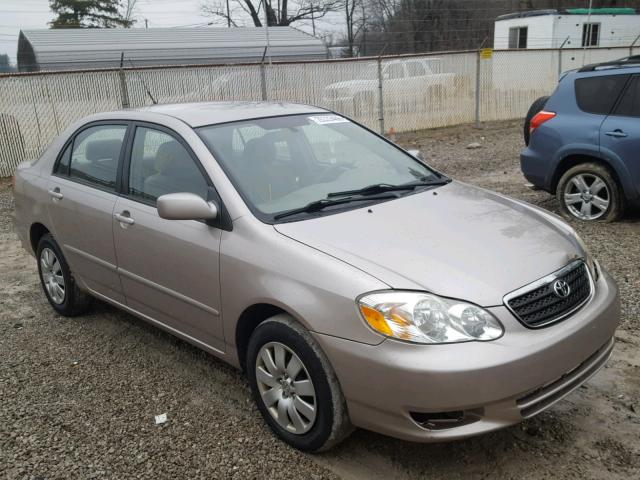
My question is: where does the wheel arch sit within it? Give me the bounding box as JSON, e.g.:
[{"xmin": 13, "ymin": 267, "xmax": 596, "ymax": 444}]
[
  {"xmin": 29, "ymin": 222, "xmax": 51, "ymax": 254},
  {"xmin": 235, "ymin": 303, "xmax": 299, "ymax": 372},
  {"xmin": 550, "ymin": 153, "xmax": 627, "ymax": 197}
]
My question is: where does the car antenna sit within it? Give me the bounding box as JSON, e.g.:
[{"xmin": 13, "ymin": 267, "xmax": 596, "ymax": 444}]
[{"xmin": 121, "ymin": 53, "xmax": 158, "ymax": 105}]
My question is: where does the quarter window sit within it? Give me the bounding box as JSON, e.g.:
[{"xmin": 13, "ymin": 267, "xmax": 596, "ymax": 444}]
[
  {"xmin": 128, "ymin": 127, "xmax": 208, "ymax": 203},
  {"xmin": 54, "ymin": 143, "xmax": 71, "ymax": 176},
  {"xmin": 614, "ymin": 76, "xmax": 640, "ymax": 117},
  {"xmin": 69, "ymin": 125, "xmax": 127, "ymax": 191},
  {"xmin": 575, "ymin": 74, "xmax": 629, "ymax": 115}
]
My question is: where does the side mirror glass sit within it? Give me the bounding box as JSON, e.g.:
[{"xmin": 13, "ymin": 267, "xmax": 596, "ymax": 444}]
[
  {"xmin": 408, "ymin": 149, "xmax": 426, "ymax": 161},
  {"xmin": 157, "ymin": 192, "xmax": 218, "ymax": 221}
]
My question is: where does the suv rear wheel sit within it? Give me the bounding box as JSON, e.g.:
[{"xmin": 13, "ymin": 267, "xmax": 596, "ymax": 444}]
[{"xmin": 557, "ymin": 163, "xmax": 624, "ymax": 222}]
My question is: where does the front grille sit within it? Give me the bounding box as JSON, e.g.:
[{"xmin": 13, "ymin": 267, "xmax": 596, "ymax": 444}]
[{"xmin": 505, "ymin": 260, "xmax": 592, "ymax": 328}]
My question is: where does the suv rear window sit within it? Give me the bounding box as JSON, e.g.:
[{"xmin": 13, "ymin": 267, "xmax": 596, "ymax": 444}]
[{"xmin": 575, "ymin": 74, "xmax": 629, "ymax": 115}]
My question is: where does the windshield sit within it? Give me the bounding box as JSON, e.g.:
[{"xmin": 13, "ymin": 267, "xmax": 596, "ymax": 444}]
[{"xmin": 197, "ymin": 113, "xmax": 444, "ymax": 222}]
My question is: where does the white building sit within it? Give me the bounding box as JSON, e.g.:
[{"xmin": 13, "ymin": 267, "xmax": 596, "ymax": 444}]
[{"xmin": 494, "ymin": 8, "xmax": 640, "ymax": 50}]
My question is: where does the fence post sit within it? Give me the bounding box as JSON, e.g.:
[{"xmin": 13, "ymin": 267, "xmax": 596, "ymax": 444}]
[
  {"xmin": 474, "ymin": 49, "xmax": 481, "ymax": 128},
  {"xmin": 377, "ymin": 55, "xmax": 385, "ymax": 135},
  {"xmin": 558, "ymin": 36, "xmax": 570, "ymax": 80},
  {"xmin": 119, "ymin": 52, "xmax": 130, "ymax": 108},
  {"xmin": 260, "ymin": 46, "xmax": 268, "ymax": 101}
]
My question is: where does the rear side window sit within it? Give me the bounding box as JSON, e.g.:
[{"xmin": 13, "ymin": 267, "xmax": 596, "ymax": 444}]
[
  {"xmin": 575, "ymin": 75, "xmax": 629, "ymax": 115},
  {"xmin": 69, "ymin": 125, "xmax": 127, "ymax": 191},
  {"xmin": 613, "ymin": 76, "xmax": 640, "ymax": 117}
]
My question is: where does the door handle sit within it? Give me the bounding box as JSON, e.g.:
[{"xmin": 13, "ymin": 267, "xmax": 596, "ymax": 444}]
[
  {"xmin": 114, "ymin": 212, "xmax": 135, "ymax": 225},
  {"xmin": 605, "ymin": 129, "xmax": 628, "ymax": 138},
  {"xmin": 48, "ymin": 188, "xmax": 63, "ymax": 200}
]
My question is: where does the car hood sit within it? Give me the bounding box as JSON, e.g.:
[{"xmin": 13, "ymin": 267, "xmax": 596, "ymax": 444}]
[{"xmin": 274, "ymin": 181, "xmax": 585, "ymax": 306}]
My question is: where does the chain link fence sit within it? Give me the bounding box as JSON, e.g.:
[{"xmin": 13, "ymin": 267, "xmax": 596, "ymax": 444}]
[{"xmin": 1, "ymin": 45, "xmax": 638, "ymax": 177}]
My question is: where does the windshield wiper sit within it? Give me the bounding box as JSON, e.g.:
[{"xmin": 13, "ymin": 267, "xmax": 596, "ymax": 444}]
[
  {"xmin": 273, "ymin": 194, "xmax": 397, "ymax": 220},
  {"xmin": 327, "ymin": 179, "xmax": 451, "ymax": 198}
]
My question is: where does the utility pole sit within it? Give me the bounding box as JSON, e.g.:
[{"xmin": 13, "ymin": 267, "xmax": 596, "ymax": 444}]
[
  {"xmin": 361, "ymin": 1, "xmax": 366, "ymax": 56},
  {"xmin": 226, "ymin": 0, "xmax": 231, "ymax": 27},
  {"xmin": 311, "ymin": 5, "xmax": 316, "ymax": 36},
  {"xmin": 144, "ymin": 18, "xmax": 148, "ymax": 28}
]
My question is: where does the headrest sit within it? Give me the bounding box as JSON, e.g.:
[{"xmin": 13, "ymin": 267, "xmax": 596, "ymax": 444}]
[
  {"xmin": 242, "ymin": 137, "xmax": 276, "ymax": 164},
  {"xmin": 155, "ymin": 141, "xmax": 188, "ymax": 173}
]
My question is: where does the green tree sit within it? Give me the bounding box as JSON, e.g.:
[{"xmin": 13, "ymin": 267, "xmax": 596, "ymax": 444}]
[{"xmin": 49, "ymin": 0, "xmax": 134, "ymax": 28}]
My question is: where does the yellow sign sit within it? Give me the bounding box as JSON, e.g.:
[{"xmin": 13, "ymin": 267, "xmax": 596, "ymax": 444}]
[{"xmin": 480, "ymin": 48, "xmax": 493, "ymax": 59}]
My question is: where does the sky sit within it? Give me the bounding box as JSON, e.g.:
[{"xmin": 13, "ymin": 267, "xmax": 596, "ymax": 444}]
[{"xmin": 0, "ymin": 0, "xmax": 342, "ymax": 64}]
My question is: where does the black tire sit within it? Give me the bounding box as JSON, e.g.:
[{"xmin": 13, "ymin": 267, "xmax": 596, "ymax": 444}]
[
  {"xmin": 556, "ymin": 162, "xmax": 624, "ymax": 223},
  {"xmin": 36, "ymin": 233, "xmax": 92, "ymax": 316},
  {"xmin": 246, "ymin": 314, "xmax": 352, "ymax": 452},
  {"xmin": 523, "ymin": 95, "xmax": 550, "ymax": 146}
]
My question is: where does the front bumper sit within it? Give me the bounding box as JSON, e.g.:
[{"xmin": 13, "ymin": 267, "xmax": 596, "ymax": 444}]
[{"xmin": 314, "ymin": 269, "xmax": 619, "ymax": 442}]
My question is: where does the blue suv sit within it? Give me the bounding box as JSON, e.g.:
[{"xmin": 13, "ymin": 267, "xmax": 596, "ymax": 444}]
[{"xmin": 521, "ymin": 56, "xmax": 640, "ymax": 222}]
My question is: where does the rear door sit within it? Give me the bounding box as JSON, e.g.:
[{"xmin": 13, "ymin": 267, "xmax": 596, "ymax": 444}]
[
  {"xmin": 112, "ymin": 124, "xmax": 225, "ymax": 352},
  {"xmin": 47, "ymin": 123, "xmax": 129, "ymax": 303},
  {"xmin": 600, "ymin": 74, "xmax": 640, "ymax": 190}
]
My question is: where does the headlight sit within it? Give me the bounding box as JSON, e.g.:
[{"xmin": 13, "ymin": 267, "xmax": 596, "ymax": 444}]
[{"xmin": 358, "ymin": 291, "xmax": 503, "ymax": 344}]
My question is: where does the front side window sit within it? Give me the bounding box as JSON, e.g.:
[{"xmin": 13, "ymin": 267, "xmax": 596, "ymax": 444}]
[
  {"xmin": 575, "ymin": 74, "xmax": 629, "ymax": 115},
  {"xmin": 128, "ymin": 126, "xmax": 208, "ymax": 204},
  {"xmin": 405, "ymin": 61, "xmax": 426, "ymax": 77},
  {"xmin": 197, "ymin": 114, "xmax": 443, "ymax": 222},
  {"xmin": 69, "ymin": 125, "xmax": 127, "ymax": 191},
  {"xmin": 385, "ymin": 63, "xmax": 405, "ymax": 79},
  {"xmin": 614, "ymin": 76, "xmax": 640, "ymax": 117}
]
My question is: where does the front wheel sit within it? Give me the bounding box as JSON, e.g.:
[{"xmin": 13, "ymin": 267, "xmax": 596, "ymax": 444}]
[
  {"xmin": 557, "ymin": 163, "xmax": 624, "ymax": 222},
  {"xmin": 246, "ymin": 314, "xmax": 352, "ymax": 451}
]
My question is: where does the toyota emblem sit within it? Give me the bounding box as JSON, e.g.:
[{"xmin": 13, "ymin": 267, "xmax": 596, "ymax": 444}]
[{"xmin": 553, "ymin": 280, "xmax": 571, "ymax": 298}]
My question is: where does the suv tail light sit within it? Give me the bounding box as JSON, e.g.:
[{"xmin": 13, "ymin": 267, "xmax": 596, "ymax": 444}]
[{"xmin": 530, "ymin": 111, "xmax": 556, "ymax": 135}]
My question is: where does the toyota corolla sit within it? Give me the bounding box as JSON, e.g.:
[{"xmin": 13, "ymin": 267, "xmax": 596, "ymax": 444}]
[{"xmin": 13, "ymin": 102, "xmax": 619, "ymax": 451}]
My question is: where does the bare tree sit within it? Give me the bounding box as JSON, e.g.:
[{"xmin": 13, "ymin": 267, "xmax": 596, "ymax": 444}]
[{"xmin": 201, "ymin": 0, "xmax": 341, "ymax": 27}]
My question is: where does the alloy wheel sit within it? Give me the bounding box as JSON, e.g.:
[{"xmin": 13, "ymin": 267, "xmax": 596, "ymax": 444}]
[
  {"xmin": 563, "ymin": 173, "xmax": 610, "ymax": 220},
  {"xmin": 40, "ymin": 247, "xmax": 66, "ymax": 304},
  {"xmin": 255, "ymin": 342, "xmax": 317, "ymax": 434}
]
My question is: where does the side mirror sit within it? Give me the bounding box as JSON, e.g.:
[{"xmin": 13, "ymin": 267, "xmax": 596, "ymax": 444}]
[
  {"xmin": 408, "ymin": 149, "xmax": 426, "ymax": 161},
  {"xmin": 157, "ymin": 193, "xmax": 218, "ymax": 221}
]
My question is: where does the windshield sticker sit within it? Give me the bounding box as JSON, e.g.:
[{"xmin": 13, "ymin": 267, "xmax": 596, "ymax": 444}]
[{"xmin": 308, "ymin": 115, "xmax": 350, "ymax": 125}]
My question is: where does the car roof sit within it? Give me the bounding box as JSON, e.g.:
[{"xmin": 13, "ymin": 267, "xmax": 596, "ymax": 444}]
[{"xmin": 133, "ymin": 101, "xmax": 328, "ymax": 127}]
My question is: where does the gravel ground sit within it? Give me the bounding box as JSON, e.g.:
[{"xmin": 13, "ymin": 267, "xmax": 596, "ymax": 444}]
[{"xmin": 1, "ymin": 120, "xmax": 639, "ymax": 479}]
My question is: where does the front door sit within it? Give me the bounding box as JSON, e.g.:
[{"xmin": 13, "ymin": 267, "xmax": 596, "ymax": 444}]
[
  {"xmin": 47, "ymin": 123, "xmax": 128, "ymax": 303},
  {"xmin": 600, "ymin": 74, "xmax": 640, "ymax": 191},
  {"xmin": 112, "ymin": 125, "xmax": 225, "ymax": 352}
]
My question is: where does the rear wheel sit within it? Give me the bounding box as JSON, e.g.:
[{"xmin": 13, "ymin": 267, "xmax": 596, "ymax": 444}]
[
  {"xmin": 246, "ymin": 314, "xmax": 352, "ymax": 451},
  {"xmin": 36, "ymin": 234, "xmax": 92, "ymax": 316},
  {"xmin": 523, "ymin": 96, "xmax": 549, "ymax": 146},
  {"xmin": 557, "ymin": 163, "xmax": 624, "ymax": 222}
]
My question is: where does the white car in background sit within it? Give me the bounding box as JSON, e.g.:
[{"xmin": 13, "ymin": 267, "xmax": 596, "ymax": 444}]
[{"xmin": 322, "ymin": 58, "xmax": 457, "ymax": 114}]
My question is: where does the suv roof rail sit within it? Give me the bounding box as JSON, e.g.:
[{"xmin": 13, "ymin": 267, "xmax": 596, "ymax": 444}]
[{"xmin": 579, "ymin": 55, "xmax": 640, "ymax": 72}]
